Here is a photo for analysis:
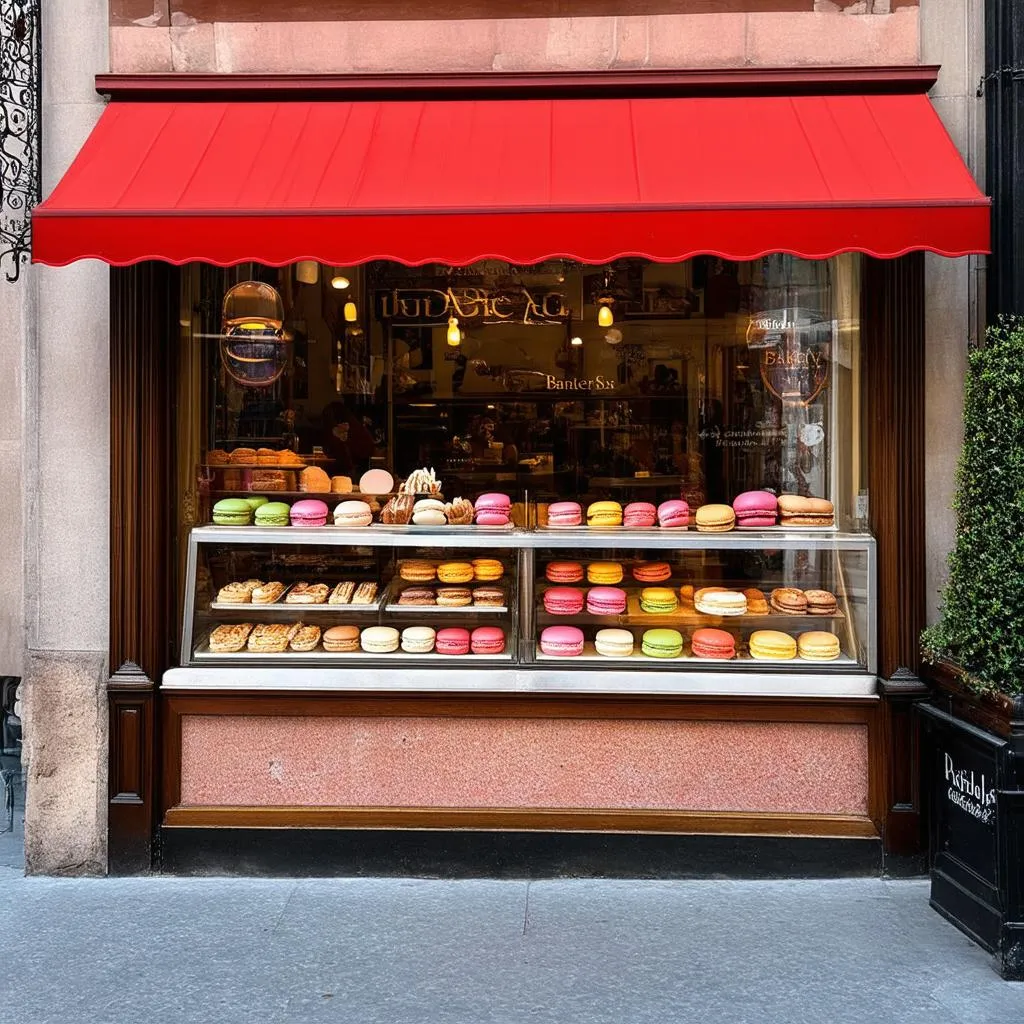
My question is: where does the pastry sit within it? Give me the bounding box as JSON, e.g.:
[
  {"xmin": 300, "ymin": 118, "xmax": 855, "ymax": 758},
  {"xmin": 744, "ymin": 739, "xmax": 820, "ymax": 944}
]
[
  {"xmin": 587, "ymin": 587, "xmax": 627, "ymax": 615},
  {"xmin": 623, "ymin": 502, "xmax": 657, "ymax": 528},
  {"xmin": 805, "ymin": 589, "xmax": 839, "ymax": 615},
  {"xmin": 254, "ymin": 501, "xmax": 291, "ymax": 526},
  {"xmin": 276, "ymin": 450, "xmax": 304, "ymax": 466},
  {"xmin": 216, "ymin": 579, "xmax": 262, "ymax": 603},
  {"xmin": 695, "ymin": 504, "xmax": 736, "ymax": 532},
  {"xmin": 251, "ymin": 470, "xmax": 287, "ymax": 491},
  {"xmin": 229, "ymin": 447, "xmax": 257, "ymax": 465},
  {"xmin": 289, "ymin": 624, "xmax": 322, "ymax": 652},
  {"xmin": 547, "ymin": 501, "xmax": 583, "ymax": 527},
  {"xmin": 412, "ymin": 498, "xmax": 447, "ymax": 526},
  {"xmin": 247, "ymin": 622, "xmax": 301, "ymax": 653},
  {"xmin": 358, "ymin": 468, "xmax": 396, "ymax": 495},
  {"xmin": 207, "ymin": 449, "xmax": 230, "ymax": 466},
  {"xmin": 328, "ymin": 581, "xmax": 356, "ymax": 605},
  {"xmin": 380, "ymin": 494, "xmax": 414, "ymax": 525},
  {"xmin": 594, "ymin": 628, "xmax": 634, "ymax": 658},
  {"xmin": 401, "ymin": 626, "xmax": 436, "ymax": 654},
  {"xmin": 641, "ymin": 628, "xmax": 683, "ymax": 659},
  {"xmin": 743, "ymin": 588, "xmax": 770, "ymax": 615},
  {"xmin": 587, "ymin": 562, "xmax": 624, "ymax": 585},
  {"xmin": 695, "ymin": 590, "xmax": 747, "ymax": 616},
  {"xmin": 586, "ymin": 500, "xmax": 623, "ymax": 527},
  {"xmin": 543, "ymin": 587, "xmax": 585, "ymax": 615},
  {"xmin": 470, "ymin": 627, "xmax": 505, "ymax": 655},
  {"xmin": 546, "ymin": 561, "xmax": 584, "ymax": 583},
  {"xmin": 694, "ymin": 586, "xmax": 728, "ymax": 604},
  {"xmin": 401, "ymin": 467, "xmax": 442, "ymax": 496},
  {"xmin": 212, "ymin": 499, "xmax": 252, "ymax": 526},
  {"xmin": 299, "ymin": 466, "xmax": 331, "ymax": 493},
  {"xmin": 679, "ymin": 585, "xmax": 695, "ymax": 605},
  {"xmin": 435, "ymin": 627, "xmax": 471, "ymax": 655},
  {"xmin": 472, "ymin": 586, "xmax": 505, "ymax": 607},
  {"xmin": 331, "ymin": 476, "xmax": 353, "ymax": 494},
  {"xmin": 657, "ymin": 500, "xmax": 690, "ymax": 528},
  {"xmin": 748, "ymin": 629, "xmax": 797, "ymax": 660},
  {"xmin": 437, "ymin": 561, "xmax": 474, "ymax": 584},
  {"xmin": 474, "ymin": 493, "xmax": 512, "ymax": 526},
  {"xmin": 251, "ymin": 582, "xmax": 286, "ymax": 604},
  {"xmin": 333, "ymin": 499, "xmax": 374, "ymax": 527},
  {"xmin": 351, "ymin": 581, "xmax": 378, "ymax": 605},
  {"xmin": 732, "ymin": 491, "xmax": 779, "ymax": 528},
  {"xmin": 290, "ymin": 499, "xmax": 329, "ymax": 527},
  {"xmin": 323, "ymin": 625, "xmax": 361, "ymax": 653},
  {"xmin": 632, "ymin": 562, "xmax": 672, "ymax": 583},
  {"xmin": 255, "ymin": 448, "xmax": 278, "ymax": 466},
  {"xmin": 539, "ymin": 625, "xmax": 584, "ymax": 657},
  {"xmin": 640, "ymin": 587, "xmax": 678, "ymax": 614},
  {"xmin": 399, "ymin": 560, "xmax": 437, "ymax": 583},
  {"xmin": 797, "ymin": 630, "xmax": 842, "ymax": 661},
  {"xmin": 444, "ymin": 497, "xmax": 475, "ymax": 525},
  {"xmin": 398, "ymin": 586, "xmax": 436, "ymax": 606},
  {"xmin": 437, "ymin": 587, "xmax": 472, "ymax": 607},
  {"xmin": 209, "ymin": 623, "xmax": 253, "ymax": 653},
  {"xmin": 770, "ymin": 587, "xmax": 808, "ymax": 614},
  {"xmin": 691, "ymin": 627, "xmax": 736, "ymax": 659},
  {"xmin": 471, "ymin": 558, "xmax": 504, "ymax": 581},
  {"xmin": 360, "ymin": 626, "xmax": 400, "ymax": 653},
  {"xmin": 777, "ymin": 494, "xmax": 835, "ymax": 528},
  {"xmin": 285, "ymin": 582, "xmax": 329, "ymax": 604}
]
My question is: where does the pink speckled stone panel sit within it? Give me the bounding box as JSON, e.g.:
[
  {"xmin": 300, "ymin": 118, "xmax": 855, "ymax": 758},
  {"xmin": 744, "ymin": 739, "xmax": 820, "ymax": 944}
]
[{"xmin": 180, "ymin": 715, "xmax": 869, "ymax": 815}]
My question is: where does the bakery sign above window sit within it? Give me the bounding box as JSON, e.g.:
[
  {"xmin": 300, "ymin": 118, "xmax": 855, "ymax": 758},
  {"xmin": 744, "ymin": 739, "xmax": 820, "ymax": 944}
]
[
  {"xmin": 746, "ymin": 307, "xmax": 833, "ymax": 406},
  {"xmin": 376, "ymin": 285, "xmax": 569, "ymax": 326}
]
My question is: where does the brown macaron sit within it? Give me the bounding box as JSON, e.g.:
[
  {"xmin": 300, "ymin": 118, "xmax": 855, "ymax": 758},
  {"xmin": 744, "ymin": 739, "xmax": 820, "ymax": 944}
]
[
  {"xmin": 805, "ymin": 589, "xmax": 839, "ymax": 615},
  {"xmin": 397, "ymin": 586, "xmax": 436, "ymax": 606},
  {"xmin": 472, "ymin": 586, "xmax": 506, "ymax": 607},
  {"xmin": 437, "ymin": 587, "xmax": 473, "ymax": 607},
  {"xmin": 322, "ymin": 625, "xmax": 361, "ymax": 653},
  {"xmin": 770, "ymin": 587, "xmax": 808, "ymax": 614}
]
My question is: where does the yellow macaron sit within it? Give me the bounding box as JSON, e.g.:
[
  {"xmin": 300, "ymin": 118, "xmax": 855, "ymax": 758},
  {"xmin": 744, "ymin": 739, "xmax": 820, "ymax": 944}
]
[
  {"xmin": 695, "ymin": 504, "xmax": 736, "ymax": 532},
  {"xmin": 587, "ymin": 500, "xmax": 623, "ymax": 527},
  {"xmin": 748, "ymin": 629, "xmax": 797, "ymax": 660},
  {"xmin": 587, "ymin": 561, "xmax": 624, "ymax": 584},
  {"xmin": 797, "ymin": 630, "xmax": 841, "ymax": 661},
  {"xmin": 471, "ymin": 558, "xmax": 504, "ymax": 581},
  {"xmin": 437, "ymin": 561, "xmax": 474, "ymax": 584}
]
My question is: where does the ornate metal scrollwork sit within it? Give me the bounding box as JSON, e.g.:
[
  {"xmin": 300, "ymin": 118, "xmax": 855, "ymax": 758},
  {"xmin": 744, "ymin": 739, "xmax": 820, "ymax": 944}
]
[{"xmin": 0, "ymin": 0, "xmax": 39, "ymax": 283}]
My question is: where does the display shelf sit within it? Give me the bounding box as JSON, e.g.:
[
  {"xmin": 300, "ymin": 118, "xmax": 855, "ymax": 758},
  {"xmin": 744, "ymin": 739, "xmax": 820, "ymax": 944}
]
[
  {"xmin": 209, "ymin": 599, "xmax": 382, "ymax": 613},
  {"xmin": 193, "ymin": 642, "xmax": 514, "ymax": 663}
]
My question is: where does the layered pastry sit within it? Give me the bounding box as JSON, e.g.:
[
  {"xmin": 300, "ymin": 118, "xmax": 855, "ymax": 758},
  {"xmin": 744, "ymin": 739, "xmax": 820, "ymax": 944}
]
[
  {"xmin": 247, "ymin": 622, "xmax": 301, "ymax": 653},
  {"xmin": 251, "ymin": 470, "xmax": 287, "ymax": 492},
  {"xmin": 209, "ymin": 622, "xmax": 253, "ymax": 653},
  {"xmin": 444, "ymin": 497, "xmax": 475, "ymax": 525},
  {"xmin": 351, "ymin": 582, "xmax": 378, "ymax": 605},
  {"xmin": 289, "ymin": 625, "xmax": 322, "ymax": 652},
  {"xmin": 328, "ymin": 581, "xmax": 356, "ymax": 605},
  {"xmin": 285, "ymin": 582, "xmax": 329, "ymax": 604},
  {"xmin": 229, "ymin": 447, "xmax": 257, "ymax": 465},
  {"xmin": 216, "ymin": 579, "xmax": 262, "ymax": 604},
  {"xmin": 251, "ymin": 582, "xmax": 286, "ymax": 605},
  {"xmin": 401, "ymin": 467, "xmax": 441, "ymax": 495},
  {"xmin": 380, "ymin": 494, "xmax": 414, "ymax": 525},
  {"xmin": 299, "ymin": 466, "xmax": 331, "ymax": 493},
  {"xmin": 331, "ymin": 476, "xmax": 353, "ymax": 494}
]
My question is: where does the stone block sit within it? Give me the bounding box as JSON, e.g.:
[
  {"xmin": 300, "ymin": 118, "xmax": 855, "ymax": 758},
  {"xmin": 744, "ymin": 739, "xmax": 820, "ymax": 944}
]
[
  {"xmin": 43, "ymin": 0, "xmax": 109, "ymax": 106},
  {"xmin": 108, "ymin": 26, "xmax": 173, "ymax": 73},
  {"xmin": 171, "ymin": 22, "xmax": 217, "ymax": 73},
  {"xmin": 613, "ymin": 16, "xmax": 650, "ymax": 69},
  {"xmin": 545, "ymin": 18, "xmax": 617, "ymax": 71},
  {"xmin": 348, "ymin": 19, "xmax": 499, "ymax": 74},
  {"xmin": 646, "ymin": 14, "xmax": 747, "ymax": 69},
  {"xmin": 492, "ymin": 17, "xmax": 551, "ymax": 72}
]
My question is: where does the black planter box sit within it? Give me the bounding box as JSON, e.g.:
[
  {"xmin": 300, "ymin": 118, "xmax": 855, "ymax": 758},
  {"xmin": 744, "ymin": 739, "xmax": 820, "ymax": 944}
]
[{"xmin": 917, "ymin": 696, "xmax": 1024, "ymax": 979}]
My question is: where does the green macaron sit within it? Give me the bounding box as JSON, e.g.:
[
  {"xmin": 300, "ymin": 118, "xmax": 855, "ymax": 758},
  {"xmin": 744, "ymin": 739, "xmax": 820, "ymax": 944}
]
[
  {"xmin": 254, "ymin": 501, "xmax": 291, "ymax": 527},
  {"xmin": 641, "ymin": 628, "xmax": 683, "ymax": 659},
  {"xmin": 212, "ymin": 498, "xmax": 253, "ymax": 526},
  {"xmin": 243, "ymin": 495, "xmax": 269, "ymax": 511}
]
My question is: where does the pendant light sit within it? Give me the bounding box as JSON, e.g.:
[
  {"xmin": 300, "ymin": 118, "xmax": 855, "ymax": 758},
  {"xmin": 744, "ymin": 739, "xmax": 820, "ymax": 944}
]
[
  {"xmin": 344, "ymin": 301, "xmax": 358, "ymax": 322},
  {"xmin": 330, "ymin": 269, "xmax": 350, "ymax": 290},
  {"xmin": 597, "ymin": 301, "xmax": 614, "ymax": 327},
  {"xmin": 447, "ymin": 316, "xmax": 462, "ymax": 346},
  {"xmin": 571, "ymin": 335, "xmax": 583, "ymax": 347},
  {"xmin": 296, "ymin": 261, "xmax": 319, "ymax": 284}
]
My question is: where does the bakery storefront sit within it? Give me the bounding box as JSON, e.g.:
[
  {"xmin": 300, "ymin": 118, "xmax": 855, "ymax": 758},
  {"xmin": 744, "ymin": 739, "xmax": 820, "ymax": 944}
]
[{"xmin": 33, "ymin": 69, "xmax": 989, "ymax": 874}]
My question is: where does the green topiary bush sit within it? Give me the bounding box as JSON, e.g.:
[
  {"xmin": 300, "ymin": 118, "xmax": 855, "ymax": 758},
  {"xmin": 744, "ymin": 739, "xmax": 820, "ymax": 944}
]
[{"xmin": 922, "ymin": 317, "xmax": 1024, "ymax": 696}]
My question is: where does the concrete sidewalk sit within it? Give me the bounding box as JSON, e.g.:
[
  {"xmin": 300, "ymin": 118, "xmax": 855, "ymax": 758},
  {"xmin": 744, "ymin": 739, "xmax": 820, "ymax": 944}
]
[{"xmin": 0, "ymin": 872, "xmax": 1020, "ymax": 1024}]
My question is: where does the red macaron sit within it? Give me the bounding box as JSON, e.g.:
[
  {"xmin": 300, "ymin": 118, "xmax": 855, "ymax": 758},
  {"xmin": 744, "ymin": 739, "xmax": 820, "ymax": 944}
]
[{"xmin": 691, "ymin": 627, "xmax": 736, "ymax": 659}]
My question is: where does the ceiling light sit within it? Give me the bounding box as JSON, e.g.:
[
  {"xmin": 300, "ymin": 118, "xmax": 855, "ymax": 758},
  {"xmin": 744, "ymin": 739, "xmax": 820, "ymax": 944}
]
[
  {"xmin": 344, "ymin": 301, "xmax": 358, "ymax": 322},
  {"xmin": 571, "ymin": 335, "xmax": 583, "ymax": 347},
  {"xmin": 598, "ymin": 303, "xmax": 614, "ymax": 327},
  {"xmin": 331, "ymin": 272, "xmax": 350, "ymax": 290}
]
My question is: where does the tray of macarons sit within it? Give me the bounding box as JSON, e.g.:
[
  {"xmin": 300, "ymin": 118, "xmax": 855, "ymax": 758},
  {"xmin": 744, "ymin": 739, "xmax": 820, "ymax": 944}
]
[
  {"xmin": 383, "ymin": 557, "xmax": 511, "ymax": 613},
  {"xmin": 538, "ymin": 500, "xmax": 691, "ymax": 531}
]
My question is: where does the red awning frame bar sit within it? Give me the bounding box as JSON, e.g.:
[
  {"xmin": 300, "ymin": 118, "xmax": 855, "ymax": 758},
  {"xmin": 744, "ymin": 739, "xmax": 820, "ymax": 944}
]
[{"xmin": 94, "ymin": 65, "xmax": 941, "ymax": 103}]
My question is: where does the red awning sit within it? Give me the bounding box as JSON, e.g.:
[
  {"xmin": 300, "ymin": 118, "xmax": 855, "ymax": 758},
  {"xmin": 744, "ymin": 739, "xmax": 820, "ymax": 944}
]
[{"xmin": 32, "ymin": 91, "xmax": 989, "ymax": 267}]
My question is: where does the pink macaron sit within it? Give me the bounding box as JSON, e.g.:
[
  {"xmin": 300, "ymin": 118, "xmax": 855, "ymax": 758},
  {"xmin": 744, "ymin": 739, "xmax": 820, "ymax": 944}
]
[
  {"xmin": 290, "ymin": 499, "xmax": 329, "ymax": 527},
  {"xmin": 623, "ymin": 502, "xmax": 657, "ymax": 528},
  {"xmin": 474, "ymin": 492, "xmax": 511, "ymax": 526},
  {"xmin": 657, "ymin": 499, "xmax": 690, "ymax": 529},
  {"xmin": 540, "ymin": 625, "xmax": 585, "ymax": 657},
  {"xmin": 732, "ymin": 490, "xmax": 779, "ymax": 527},
  {"xmin": 547, "ymin": 501, "xmax": 583, "ymax": 527},
  {"xmin": 546, "ymin": 561, "xmax": 585, "ymax": 583},
  {"xmin": 470, "ymin": 626, "xmax": 506, "ymax": 655},
  {"xmin": 586, "ymin": 586, "xmax": 627, "ymax": 615},
  {"xmin": 435, "ymin": 627, "xmax": 471, "ymax": 655},
  {"xmin": 543, "ymin": 587, "xmax": 585, "ymax": 615}
]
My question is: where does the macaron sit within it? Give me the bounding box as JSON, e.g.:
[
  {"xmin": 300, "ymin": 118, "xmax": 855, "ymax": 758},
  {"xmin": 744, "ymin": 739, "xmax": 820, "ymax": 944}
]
[
  {"xmin": 586, "ymin": 586, "xmax": 627, "ymax": 615},
  {"xmin": 587, "ymin": 500, "xmax": 623, "ymax": 527},
  {"xmin": 691, "ymin": 628, "xmax": 736, "ymax": 660},
  {"xmin": 587, "ymin": 562, "xmax": 624, "ymax": 585},
  {"xmin": 544, "ymin": 587, "xmax": 585, "ymax": 615},
  {"xmin": 436, "ymin": 627, "xmax": 471, "ymax": 655},
  {"xmin": 778, "ymin": 494, "xmax": 835, "ymax": 528},
  {"xmin": 657, "ymin": 500, "xmax": 690, "ymax": 529},
  {"xmin": 732, "ymin": 490, "xmax": 779, "ymax": 528},
  {"xmin": 399, "ymin": 560, "xmax": 437, "ymax": 582},
  {"xmin": 641, "ymin": 628, "xmax": 683, "ymax": 659},
  {"xmin": 546, "ymin": 561, "xmax": 585, "ymax": 583},
  {"xmin": 694, "ymin": 590, "xmax": 747, "ymax": 616},
  {"xmin": 797, "ymin": 630, "xmax": 841, "ymax": 661},
  {"xmin": 695, "ymin": 504, "xmax": 736, "ymax": 533},
  {"xmin": 400, "ymin": 626, "xmax": 436, "ymax": 654},
  {"xmin": 322, "ymin": 625, "xmax": 361, "ymax": 653},
  {"xmin": 437, "ymin": 586, "xmax": 472, "ymax": 607},
  {"xmin": 290, "ymin": 499, "xmax": 329, "ymax": 527},
  {"xmin": 547, "ymin": 501, "xmax": 583, "ymax": 527},
  {"xmin": 623, "ymin": 502, "xmax": 657, "ymax": 528},
  {"xmin": 472, "ymin": 586, "xmax": 506, "ymax": 607},
  {"xmin": 212, "ymin": 498, "xmax": 253, "ymax": 526},
  {"xmin": 243, "ymin": 495, "xmax": 269, "ymax": 511},
  {"xmin": 632, "ymin": 562, "xmax": 672, "ymax": 583},
  {"xmin": 412, "ymin": 498, "xmax": 447, "ymax": 526},
  {"xmin": 640, "ymin": 587, "xmax": 678, "ymax": 614},
  {"xmin": 470, "ymin": 626, "xmax": 506, "ymax": 655},
  {"xmin": 358, "ymin": 468, "xmax": 395, "ymax": 495},
  {"xmin": 333, "ymin": 499, "xmax": 374, "ymax": 527},
  {"xmin": 254, "ymin": 501, "xmax": 291, "ymax": 527},
  {"xmin": 474, "ymin": 493, "xmax": 512, "ymax": 526},
  {"xmin": 805, "ymin": 589, "xmax": 839, "ymax": 615},
  {"xmin": 471, "ymin": 558, "xmax": 504, "ymax": 581},
  {"xmin": 437, "ymin": 561, "xmax": 474, "ymax": 584},
  {"xmin": 540, "ymin": 625, "xmax": 585, "ymax": 657},
  {"xmin": 360, "ymin": 625, "xmax": 400, "ymax": 654},
  {"xmin": 770, "ymin": 588, "xmax": 808, "ymax": 614},
  {"xmin": 594, "ymin": 628, "xmax": 635, "ymax": 658},
  {"xmin": 748, "ymin": 629, "xmax": 798, "ymax": 660}
]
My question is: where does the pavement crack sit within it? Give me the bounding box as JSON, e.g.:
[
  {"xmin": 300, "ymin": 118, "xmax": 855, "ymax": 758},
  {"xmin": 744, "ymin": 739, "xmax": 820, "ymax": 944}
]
[
  {"xmin": 270, "ymin": 880, "xmax": 300, "ymax": 935},
  {"xmin": 522, "ymin": 880, "xmax": 531, "ymax": 936}
]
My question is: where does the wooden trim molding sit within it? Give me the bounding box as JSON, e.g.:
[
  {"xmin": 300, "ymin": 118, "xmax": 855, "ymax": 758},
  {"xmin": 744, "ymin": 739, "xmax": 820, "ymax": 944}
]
[{"xmin": 95, "ymin": 66, "xmax": 941, "ymax": 102}]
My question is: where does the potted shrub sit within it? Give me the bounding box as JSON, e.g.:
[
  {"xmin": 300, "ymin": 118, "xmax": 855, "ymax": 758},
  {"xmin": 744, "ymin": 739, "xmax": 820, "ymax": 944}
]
[{"xmin": 919, "ymin": 317, "xmax": 1024, "ymax": 980}]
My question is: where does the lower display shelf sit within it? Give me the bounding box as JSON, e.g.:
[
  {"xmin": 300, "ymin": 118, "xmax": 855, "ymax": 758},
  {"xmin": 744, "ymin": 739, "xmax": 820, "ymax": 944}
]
[
  {"xmin": 533, "ymin": 642, "xmax": 860, "ymax": 668},
  {"xmin": 193, "ymin": 642, "xmax": 513, "ymax": 662}
]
